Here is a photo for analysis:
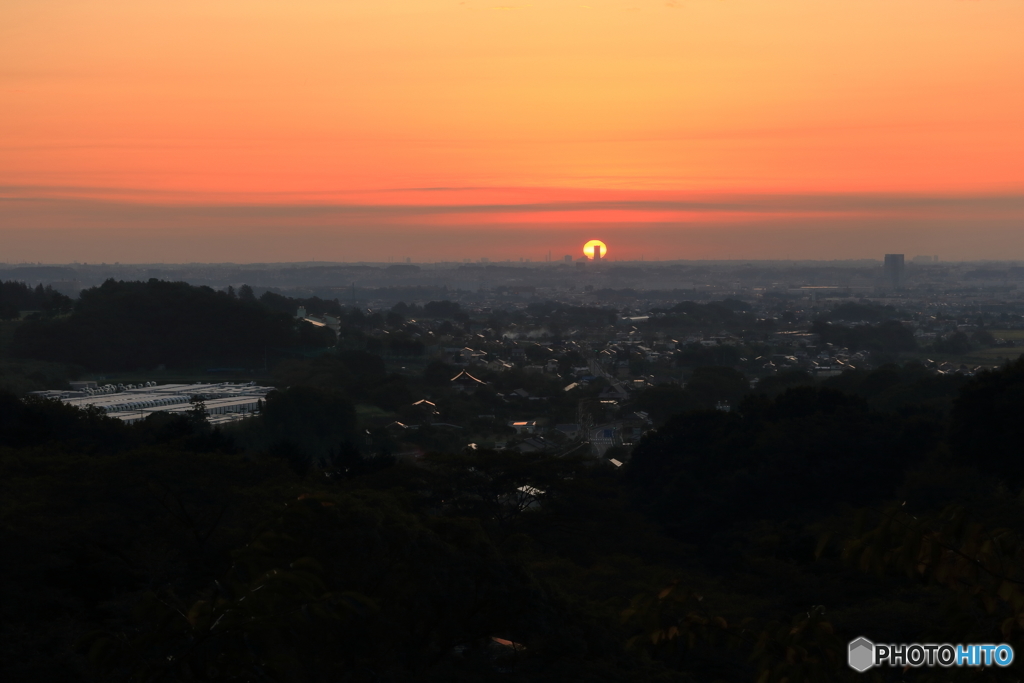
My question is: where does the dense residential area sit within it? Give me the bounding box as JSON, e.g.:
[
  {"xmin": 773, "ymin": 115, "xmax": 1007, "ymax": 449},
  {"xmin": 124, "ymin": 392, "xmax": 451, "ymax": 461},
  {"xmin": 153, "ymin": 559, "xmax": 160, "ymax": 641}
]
[{"xmin": 1, "ymin": 261, "xmax": 1022, "ymax": 682}]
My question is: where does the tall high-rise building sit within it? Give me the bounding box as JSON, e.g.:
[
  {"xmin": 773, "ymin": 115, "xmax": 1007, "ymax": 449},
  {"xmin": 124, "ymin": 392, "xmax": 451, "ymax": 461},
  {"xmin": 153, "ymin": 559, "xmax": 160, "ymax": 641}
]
[
  {"xmin": 883, "ymin": 254, "xmax": 905, "ymax": 289},
  {"xmin": 592, "ymin": 245, "xmax": 602, "ymax": 261},
  {"xmin": 563, "ymin": 255, "xmax": 572, "ymax": 263}
]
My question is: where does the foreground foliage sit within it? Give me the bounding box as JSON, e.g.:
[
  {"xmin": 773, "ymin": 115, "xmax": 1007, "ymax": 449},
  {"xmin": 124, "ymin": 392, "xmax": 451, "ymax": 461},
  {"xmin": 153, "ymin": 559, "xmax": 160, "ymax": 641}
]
[{"xmin": 2, "ymin": 358, "xmax": 1022, "ymax": 682}]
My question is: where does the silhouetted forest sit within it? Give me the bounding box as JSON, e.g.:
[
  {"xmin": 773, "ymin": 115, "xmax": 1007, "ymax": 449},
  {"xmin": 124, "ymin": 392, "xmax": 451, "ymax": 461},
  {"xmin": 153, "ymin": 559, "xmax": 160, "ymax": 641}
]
[
  {"xmin": 10, "ymin": 280, "xmax": 336, "ymax": 370},
  {"xmin": 0, "ymin": 280, "xmax": 74, "ymax": 320},
  {"xmin": 2, "ymin": 355, "xmax": 1022, "ymax": 682},
  {"xmin": 810, "ymin": 319, "xmax": 918, "ymax": 355}
]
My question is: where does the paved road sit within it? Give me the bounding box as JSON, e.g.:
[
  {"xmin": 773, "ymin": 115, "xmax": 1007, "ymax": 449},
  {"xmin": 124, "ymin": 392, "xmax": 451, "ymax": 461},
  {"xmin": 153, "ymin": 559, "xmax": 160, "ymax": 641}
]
[{"xmin": 589, "ymin": 425, "xmax": 620, "ymax": 458}]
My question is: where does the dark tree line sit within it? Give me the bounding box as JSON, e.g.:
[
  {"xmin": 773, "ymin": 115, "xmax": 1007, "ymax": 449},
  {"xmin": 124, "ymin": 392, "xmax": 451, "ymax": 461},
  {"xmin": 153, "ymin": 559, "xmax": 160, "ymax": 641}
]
[
  {"xmin": 810, "ymin": 318, "xmax": 918, "ymax": 354},
  {"xmin": 0, "ymin": 281, "xmax": 74, "ymax": 319},
  {"xmin": 10, "ymin": 279, "xmax": 336, "ymax": 370},
  {"xmin": 626, "ymin": 386, "xmax": 943, "ymax": 545},
  {"xmin": 648, "ymin": 300, "xmax": 759, "ymax": 332}
]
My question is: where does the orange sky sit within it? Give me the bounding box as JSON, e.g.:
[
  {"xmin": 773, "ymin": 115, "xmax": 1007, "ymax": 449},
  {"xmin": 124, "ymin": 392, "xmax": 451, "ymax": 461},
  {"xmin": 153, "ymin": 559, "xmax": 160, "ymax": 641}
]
[{"xmin": 2, "ymin": 0, "xmax": 1023, "ymax": 262}]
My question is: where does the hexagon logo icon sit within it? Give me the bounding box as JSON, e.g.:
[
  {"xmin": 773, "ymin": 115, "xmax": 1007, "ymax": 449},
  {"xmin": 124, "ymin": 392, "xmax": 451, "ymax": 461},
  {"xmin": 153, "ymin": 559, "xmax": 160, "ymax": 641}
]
[{"xmin": 848, "ymin": 637, "xmax": 875, "ymax": 672}]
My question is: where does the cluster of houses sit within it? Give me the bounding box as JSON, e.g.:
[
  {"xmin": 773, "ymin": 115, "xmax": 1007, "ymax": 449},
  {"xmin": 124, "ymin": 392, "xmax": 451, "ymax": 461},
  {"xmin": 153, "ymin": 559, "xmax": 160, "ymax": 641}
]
[
  {"xmin": 299, "ymin": 297, "xmax": 1016, "ymax": 460},
  {"xmin": 378, "ymin": 355, "xmax": 654, "ymax": 461}
]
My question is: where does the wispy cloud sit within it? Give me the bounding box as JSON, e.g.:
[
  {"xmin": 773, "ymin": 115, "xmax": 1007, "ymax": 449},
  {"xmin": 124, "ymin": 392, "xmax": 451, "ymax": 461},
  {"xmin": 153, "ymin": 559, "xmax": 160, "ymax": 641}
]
[
  {"xmin": 3, "ymin": 190, "xmax": 1024, "ymax": 263},
  {"xmin": 3, "ymin": 185, "xmax": 1022, "ymax": 217}
]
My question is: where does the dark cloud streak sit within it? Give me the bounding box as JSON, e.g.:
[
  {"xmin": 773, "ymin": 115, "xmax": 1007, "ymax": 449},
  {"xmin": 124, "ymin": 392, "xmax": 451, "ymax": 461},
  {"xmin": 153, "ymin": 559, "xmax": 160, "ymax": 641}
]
[{"xmin": 3, "ymin": 190, "xmax": 1023, "ymax": 219}]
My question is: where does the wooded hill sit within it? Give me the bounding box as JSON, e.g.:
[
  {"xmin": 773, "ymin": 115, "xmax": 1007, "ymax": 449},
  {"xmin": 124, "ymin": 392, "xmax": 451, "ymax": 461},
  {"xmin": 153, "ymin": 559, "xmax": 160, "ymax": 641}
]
[
  {"xmin": 2, "ymin": 356, "xmax": 1022, "ymax": 682},
  {"xmin": 10, "ymin": 279, "xmax": 336, "ymax": 371}
]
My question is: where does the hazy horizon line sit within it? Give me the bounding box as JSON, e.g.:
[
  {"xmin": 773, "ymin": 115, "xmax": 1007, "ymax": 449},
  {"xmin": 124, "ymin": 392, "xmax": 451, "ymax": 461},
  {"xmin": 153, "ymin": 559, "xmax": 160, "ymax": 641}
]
[
  {"xmin": 3, "ymin": 258, "xmax": 1022, "ymax": 268},
  {"xmin": 4, "ymin": 187, "xmax": 1024, "ymax": 263}
]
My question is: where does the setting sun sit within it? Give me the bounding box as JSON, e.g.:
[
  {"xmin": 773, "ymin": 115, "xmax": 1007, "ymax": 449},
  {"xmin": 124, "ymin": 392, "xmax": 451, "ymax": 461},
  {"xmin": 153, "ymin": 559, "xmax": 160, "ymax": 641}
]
[{"xmin": 583, "ymin": 240, "xmax": 607, "ymax": 260}]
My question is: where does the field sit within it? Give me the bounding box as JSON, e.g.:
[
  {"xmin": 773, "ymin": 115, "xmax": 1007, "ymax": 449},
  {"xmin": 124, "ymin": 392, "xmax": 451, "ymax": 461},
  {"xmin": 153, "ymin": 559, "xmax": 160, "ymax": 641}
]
[
  {"xmin": 911, "ymin": 345, "xmax": 1024, "ymax": 368},
  {"xmin": 949, "ymin": 330, "xmax": 1024, "ymax": 366},
  {"xmin": 990, "ymin": 329, "xmax": 1024, "ymax": 341},
  {"xmin": 957, "ymin": 348, "xmax": 1024, "ymax": 365}
]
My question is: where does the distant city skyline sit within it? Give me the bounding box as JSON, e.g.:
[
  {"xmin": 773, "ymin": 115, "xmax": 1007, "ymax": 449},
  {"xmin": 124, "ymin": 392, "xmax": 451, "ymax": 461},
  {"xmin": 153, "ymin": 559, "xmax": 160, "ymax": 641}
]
[{"xmin": 8, "ymin": 255, "xmax": 1024, "ymax": 270}]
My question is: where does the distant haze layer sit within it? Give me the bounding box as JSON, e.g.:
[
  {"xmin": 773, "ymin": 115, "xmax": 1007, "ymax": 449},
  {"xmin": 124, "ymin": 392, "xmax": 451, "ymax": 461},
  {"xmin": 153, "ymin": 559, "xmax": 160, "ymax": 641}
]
[{"xmin": 2, "ymin": 1, "xmax": 1023, "ymax": 261}]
